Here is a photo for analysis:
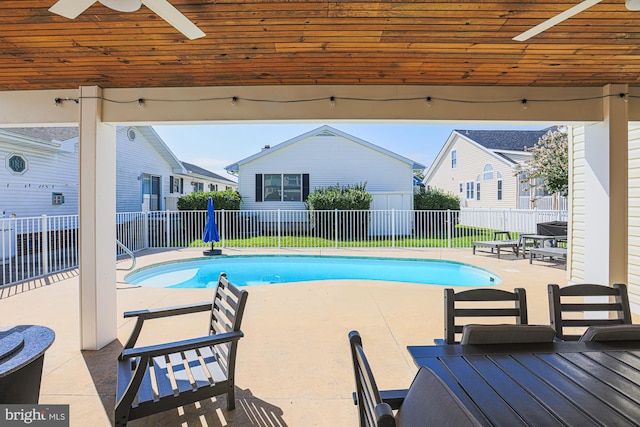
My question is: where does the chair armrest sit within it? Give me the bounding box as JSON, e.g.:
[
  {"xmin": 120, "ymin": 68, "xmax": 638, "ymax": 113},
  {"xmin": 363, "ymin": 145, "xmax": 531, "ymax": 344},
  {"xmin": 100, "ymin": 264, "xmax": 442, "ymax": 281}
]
[
  {"xmin": 381, "ymin": 389, "xmax": 408, "ymax": 410},
  {"xmin": 433, "ymin": 338, "xmax": 447, "ymax": 345},
  {"xmin": 351, "ymin": 389, "xmax": 407, "ymax": 410},
  {"xmin": 123, "ymin": 302, "xmax": 212, "ymax": 320},
  {"xmin": 121, "ymin": 331, "xmax": 244, "ymax": 359}
]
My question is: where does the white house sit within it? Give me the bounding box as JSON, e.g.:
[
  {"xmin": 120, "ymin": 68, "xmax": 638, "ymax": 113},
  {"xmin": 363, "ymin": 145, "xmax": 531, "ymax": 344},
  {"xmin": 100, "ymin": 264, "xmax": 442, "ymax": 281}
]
[
  {"xmin": 424, "ymin": 127, "xmax": 567, "ymax": 210},
  {"xmin": 0, "ymin": 126, "xmax": 236, "ymax": 216},
  {"xmin": 225, "ymin": 125, "xmax": 425, "ymax": 212},
  {"xmin": 0, "ymin": 127, "xmax": 79, "ymax": 218}
]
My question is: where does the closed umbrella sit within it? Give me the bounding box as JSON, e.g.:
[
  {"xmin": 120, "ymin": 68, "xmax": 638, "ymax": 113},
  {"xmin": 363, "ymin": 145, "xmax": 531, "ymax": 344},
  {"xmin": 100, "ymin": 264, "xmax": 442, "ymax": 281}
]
[{"xmin": 203, "ymin": 197, "xmax": 221, "ymax": 255}]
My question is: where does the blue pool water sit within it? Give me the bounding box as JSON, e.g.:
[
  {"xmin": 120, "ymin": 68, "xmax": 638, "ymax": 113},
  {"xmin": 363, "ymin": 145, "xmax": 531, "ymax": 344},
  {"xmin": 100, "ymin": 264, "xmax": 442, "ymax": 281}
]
[{"xmin": 125, "ymin": 255, "xmax": 501, "ymax": 288}]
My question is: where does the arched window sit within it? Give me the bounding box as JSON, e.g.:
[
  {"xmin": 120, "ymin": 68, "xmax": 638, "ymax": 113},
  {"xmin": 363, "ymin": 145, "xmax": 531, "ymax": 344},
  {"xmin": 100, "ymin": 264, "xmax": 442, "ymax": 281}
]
[
  {"xmin": 497, "ymin": 171, "xmax": 503, "ymax": 200},
  {"xmin": 483, "ymin": 164, "xmax": 494, "ymax": 180}
]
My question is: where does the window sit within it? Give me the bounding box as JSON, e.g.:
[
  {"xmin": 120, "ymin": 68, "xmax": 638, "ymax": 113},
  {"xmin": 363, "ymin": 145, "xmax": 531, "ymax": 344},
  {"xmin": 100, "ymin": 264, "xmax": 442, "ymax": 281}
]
[
  {"xmin": 226, "ymin": 186, "xmax": 233, "ymax": 191},
  {"xmin": 170, "ymin": 176, "xmax": 183, "ymax": 194},
  {"xmin": 451, "ymin": 150, "xmax": 457, "ymax": 169},
  {"xmin": 466, "ymin": 181, "xmax": 474, "ymax": 199},
  {"xmin": 192, "ymin": 182, "xmax": 204, "ymax": 192},
  {"xmin": 483, "ymin": 164, "xmax": 494, "ymax": 180},
  {"xmin": 6, "ymin": 153, "xmax": 27, "ymax": 175},
  {"xmin": 256, "ymin": 173, "xmax": 310, "ymax": 202},
  {"xmin": 263, "ymin": 174, "xmax": 282, "ymax": 200},
  {"xmin": 459, "ymin": 182, "xmax": 463, "ymax": 193},
  {"xmin": 209, "ymin": 183, "xmax": 218, "ymax": 191},
  {"xmin": 497, "ymin": 172, "xmax": 503, "ymax": 200},
  {"xmin": 476, "ymin": 176, "xmax": 481, "ymax": 201},
  {"xmin": 52, "ymin": 192, "xmax": 64, "ymax": 205}
]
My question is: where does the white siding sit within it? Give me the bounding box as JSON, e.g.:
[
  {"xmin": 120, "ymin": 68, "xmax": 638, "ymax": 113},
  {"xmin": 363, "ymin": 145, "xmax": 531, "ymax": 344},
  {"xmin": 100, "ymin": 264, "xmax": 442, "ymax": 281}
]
[
  {"xmin": 627, "ymin": 124, "xmax": 640, "ymax": 307},
  {"xmin": 569, "ymin": 125, "xmax": 585, "ymax": 283},
  {"xmin": 115, "ymin": 127, "xmax": 174, "ymax": 212},
  {"xmin": 238, "ymin": 133, "xmax": 415, "ymax": 210},
  {"xmin": 0, "ymin": 143, "xmax": 78, "ymax": 217},
  {"xmin": 426, "ymin": 135, "xmax": 518, "ymax": 209}
]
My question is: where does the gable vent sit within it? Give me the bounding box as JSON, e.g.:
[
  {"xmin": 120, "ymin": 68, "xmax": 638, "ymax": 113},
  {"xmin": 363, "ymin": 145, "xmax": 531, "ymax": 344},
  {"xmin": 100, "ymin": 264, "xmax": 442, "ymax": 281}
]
[{"xmin": 316, "ymin": 130, "xmax": 336, "ymax": 137}]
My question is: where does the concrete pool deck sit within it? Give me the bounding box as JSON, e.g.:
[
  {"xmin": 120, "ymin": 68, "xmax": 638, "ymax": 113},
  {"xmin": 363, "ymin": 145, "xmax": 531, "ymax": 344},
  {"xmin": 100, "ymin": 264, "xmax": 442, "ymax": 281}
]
[{"xmin": 0, "ymin": 247, "xmax": 609, "ymax": 426}]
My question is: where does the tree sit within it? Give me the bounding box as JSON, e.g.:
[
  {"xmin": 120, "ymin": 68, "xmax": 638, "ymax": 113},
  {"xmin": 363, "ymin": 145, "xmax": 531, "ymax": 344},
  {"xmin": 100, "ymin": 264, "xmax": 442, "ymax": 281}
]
[{"xmin": 517, "ymin": 128, "xmax": 569, "ymax": 197}]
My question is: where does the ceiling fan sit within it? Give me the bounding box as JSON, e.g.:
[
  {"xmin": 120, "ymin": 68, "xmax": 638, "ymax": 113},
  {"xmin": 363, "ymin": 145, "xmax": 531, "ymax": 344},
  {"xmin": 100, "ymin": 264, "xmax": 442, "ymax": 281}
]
[
  {"xmin": 513, "ymin": 0, "xmax": 640, "ymax": 41},
  {"xmin": 49, "ymin": 0, "xmax": 205, "ymax": 40}
]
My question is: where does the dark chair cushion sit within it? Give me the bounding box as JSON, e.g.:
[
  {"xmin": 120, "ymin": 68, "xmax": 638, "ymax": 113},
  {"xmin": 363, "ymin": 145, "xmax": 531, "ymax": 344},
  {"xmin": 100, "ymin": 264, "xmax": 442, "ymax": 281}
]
[
  {"xmin": 461, "ymin": 324, "xmax": 556, "ymax": 345},
  {"xmin": 579, "ymin": 324, "xmax": 640, "ymax": 342}
]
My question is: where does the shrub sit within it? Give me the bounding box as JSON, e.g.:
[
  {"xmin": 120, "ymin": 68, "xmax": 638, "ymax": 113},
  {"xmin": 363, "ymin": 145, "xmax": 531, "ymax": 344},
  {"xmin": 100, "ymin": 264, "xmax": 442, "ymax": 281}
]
[
  {"xmin": 306, "ymin": 183, "xmax": 372, "ymax": 210},
  {"xmin": 306, "ymin": 183, "xmax": 372, "ymax": 240},
  {"xmin": 414, "ymin": 187, "xmax": 460, "ymax": 210},
  {"xmin": 177, "ymin": 190, "xmax": 241, "ymax": 211}
]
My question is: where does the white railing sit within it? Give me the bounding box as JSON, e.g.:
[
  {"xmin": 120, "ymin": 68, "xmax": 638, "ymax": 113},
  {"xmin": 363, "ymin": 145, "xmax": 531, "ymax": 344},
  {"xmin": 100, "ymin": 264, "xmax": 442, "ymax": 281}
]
[
  {"xmin": 1, "ymin": 214, "xmax": 79, "ymax": 287},
  {"xmin": 0, "ymin": 208, "xmax": 568, "ymax": 287},
  {"xmin": 459, "ymin": 208, "xmax": 568, "ymax": 234},
  {"xmin": 518, "ymin": 195, "xmax": 569, "ymax": 210}
]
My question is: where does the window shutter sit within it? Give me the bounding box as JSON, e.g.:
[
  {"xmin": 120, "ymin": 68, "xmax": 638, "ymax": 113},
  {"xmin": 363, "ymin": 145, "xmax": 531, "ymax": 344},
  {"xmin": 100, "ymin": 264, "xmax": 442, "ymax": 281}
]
[
  {"xmin": 255, "ymin": 174, "xmax": 263, "ymax": 202},
  {"xmin": 169, "ymin": 176, "xmax": 174, "ymax": 193},
  {"xmin": 179, "ymin": 178, "xmax": 183, "ymax": 194},
  {"xmin": 302, "ymin": 174, "xmax": 310, "ymax": 201}
]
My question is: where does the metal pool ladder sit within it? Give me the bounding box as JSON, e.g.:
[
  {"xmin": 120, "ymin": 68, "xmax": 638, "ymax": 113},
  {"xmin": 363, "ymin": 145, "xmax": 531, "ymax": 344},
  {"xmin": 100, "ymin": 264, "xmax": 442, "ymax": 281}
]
[{"xmin": 116, "ymin": 239, "xmax": 136, "ymax": 271}]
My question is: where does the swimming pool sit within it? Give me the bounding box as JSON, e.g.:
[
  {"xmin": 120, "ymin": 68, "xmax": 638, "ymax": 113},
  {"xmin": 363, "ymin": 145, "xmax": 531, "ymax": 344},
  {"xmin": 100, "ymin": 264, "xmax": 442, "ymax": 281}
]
[{"xmin": 125, "ymin": 255, "xmax": 500, "ymax": 288}]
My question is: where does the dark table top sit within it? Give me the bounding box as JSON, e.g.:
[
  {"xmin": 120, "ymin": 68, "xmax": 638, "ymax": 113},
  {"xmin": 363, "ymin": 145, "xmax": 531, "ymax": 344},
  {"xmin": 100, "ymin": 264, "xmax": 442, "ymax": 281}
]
[
  {"xmin": 0, "ymin": 325, "xmax": 55, "ymax": 377},
  {"xmin": 408, "ymin": 341, "xmax": 640, "ymax": 427}
]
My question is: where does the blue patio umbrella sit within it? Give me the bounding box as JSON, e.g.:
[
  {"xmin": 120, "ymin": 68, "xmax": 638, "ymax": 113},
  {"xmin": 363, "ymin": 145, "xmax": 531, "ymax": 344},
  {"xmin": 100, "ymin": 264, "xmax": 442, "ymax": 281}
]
[{"xmin": 203, "ymin": 197, "xmax": 220, "ymax": 253}]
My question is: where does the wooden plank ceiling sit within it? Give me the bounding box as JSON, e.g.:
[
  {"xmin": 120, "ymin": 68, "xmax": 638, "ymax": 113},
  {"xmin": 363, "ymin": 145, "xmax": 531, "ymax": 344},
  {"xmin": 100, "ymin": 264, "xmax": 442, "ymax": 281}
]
[{"xmin": 2, "ymin": 1, "xmax": 640, "ymax": 90}]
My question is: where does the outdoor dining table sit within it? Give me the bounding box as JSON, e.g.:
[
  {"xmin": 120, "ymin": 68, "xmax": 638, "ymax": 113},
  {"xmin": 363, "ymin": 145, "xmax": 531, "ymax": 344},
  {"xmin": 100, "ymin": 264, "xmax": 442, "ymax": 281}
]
[
  {"xmin": 518, "ymin": 234, "xmax": 567, "ymax": 258},
  {"xmin": 407, "ymin": 340, "xmax": 640, "ymax": 426}
]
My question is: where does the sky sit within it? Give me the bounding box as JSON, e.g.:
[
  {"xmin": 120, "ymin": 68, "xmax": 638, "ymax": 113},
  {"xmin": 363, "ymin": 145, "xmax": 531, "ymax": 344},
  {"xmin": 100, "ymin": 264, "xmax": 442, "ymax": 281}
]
[{"xmin": 153, "ymin": 122, "xmax": 551, "ymax": 181}]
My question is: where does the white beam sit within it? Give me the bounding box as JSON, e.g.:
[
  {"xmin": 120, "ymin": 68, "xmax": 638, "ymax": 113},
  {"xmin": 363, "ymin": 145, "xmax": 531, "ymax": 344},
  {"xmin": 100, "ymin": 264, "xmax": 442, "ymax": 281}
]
[
  {"xmin": 99, "ymin": 85, "xmax": 607, "ymax": 124},
  {"xmin": 0, "ymin": 89, "xmax": 79, "ymax": 126},
  {"xmin": 78, "ymin": 86, "xmax": 117, "ymax": 350},
  {"xmin": 2, "ymin": 85, "xmax": 639, "ymax": 125},
  {"xmin": 582, "ymin": 84, "xmax": 628, "ymax": 285}
]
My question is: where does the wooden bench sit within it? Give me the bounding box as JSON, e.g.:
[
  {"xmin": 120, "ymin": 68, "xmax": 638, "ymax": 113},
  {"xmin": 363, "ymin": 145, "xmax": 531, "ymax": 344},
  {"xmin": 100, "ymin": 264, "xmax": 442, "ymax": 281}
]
[{"xmin": 115, "ymin": 273, "xmax": 249, "ymax": 426}]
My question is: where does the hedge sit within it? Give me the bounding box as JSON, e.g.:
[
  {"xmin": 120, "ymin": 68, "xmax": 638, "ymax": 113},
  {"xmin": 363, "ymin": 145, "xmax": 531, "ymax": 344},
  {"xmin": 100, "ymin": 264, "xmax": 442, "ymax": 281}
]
[{"xmin": 177, "ymin": 190, "xmax": 241, "ymax": 211}]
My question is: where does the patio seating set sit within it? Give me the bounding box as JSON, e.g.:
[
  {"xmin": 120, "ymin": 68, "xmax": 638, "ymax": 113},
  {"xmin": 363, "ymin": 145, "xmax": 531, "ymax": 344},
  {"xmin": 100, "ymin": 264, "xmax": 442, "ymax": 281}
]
[
  {"xmin": 472, "ymin": 221, "xmax": 568, "ymax": 266},
  {"xmin": 114, "ymin": 272, "xmax": 249, "ymax": 427},
  {"xmin": 350, "ymin": 282, "xmax": 640, "ymax": 426}
]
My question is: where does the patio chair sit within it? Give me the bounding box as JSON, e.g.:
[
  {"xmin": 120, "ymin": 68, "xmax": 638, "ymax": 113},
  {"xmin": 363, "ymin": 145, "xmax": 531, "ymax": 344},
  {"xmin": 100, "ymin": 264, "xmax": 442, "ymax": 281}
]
[
  {"xmin": 115, "ymin": 273, "xmax": 249, "ymax": 427},
  {"xmin": 460, "ymin": 324, "xmax": 556, "ymax": 345},
  {"xmin": 348, "ymin": 331, "xmax": 482, "ymax": 427},
  {"xmin": 472, "ymin": 231, "xmax": 520, "ymax": 259},
  {"xmin": 436, "ymin": 288, "xmax": 528, "ymax": 345},
  {"xmin": 579, "ymin": 324, "xmax": 640, "ymax": 342},
  {"xmin": 548, "ymin": 283, "xmax": 632, "ymax": 341}
]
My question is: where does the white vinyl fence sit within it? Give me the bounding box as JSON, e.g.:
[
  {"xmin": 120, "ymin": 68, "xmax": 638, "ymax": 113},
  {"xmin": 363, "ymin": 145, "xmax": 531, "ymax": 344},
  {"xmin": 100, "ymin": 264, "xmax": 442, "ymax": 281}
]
[{"xmin": 0, "ymin": 208, "xmax": 568, "ymax": 287}]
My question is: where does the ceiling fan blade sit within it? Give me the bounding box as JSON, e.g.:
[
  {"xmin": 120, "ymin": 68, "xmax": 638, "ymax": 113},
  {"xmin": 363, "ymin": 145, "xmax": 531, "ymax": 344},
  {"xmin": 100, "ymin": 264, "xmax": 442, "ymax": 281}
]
[
  {"xmin": 142, "ymin": 0, "xmax": 205, "ymax": 40},
  {"xmin": 49, "ymin": 0, "xmax": 96, "ymax": 19},
  {"xmin": 513, "ymin": 0, "xmax": 602, "ymax": 42}
]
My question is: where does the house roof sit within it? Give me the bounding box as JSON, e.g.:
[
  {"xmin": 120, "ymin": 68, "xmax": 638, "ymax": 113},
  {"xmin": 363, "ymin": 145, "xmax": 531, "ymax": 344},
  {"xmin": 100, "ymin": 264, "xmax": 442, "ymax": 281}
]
[
  {"xmin": 453, "ymin": 127, "xmax": 557, "ymax": 152},
  {"xmin": 0, "ymin": 126, "xmax": 78, "ymax": 152},
  {"xmin": 135, "ymin": 127, "xmax": 185, "ymax": 173},
  {"xmin": 424, "ymin": 126, "xmax": 557, "ymax": 183},
  {"xmin": 181, "ymin": 161, "xmax": 236, "ymax": 184},
  {"xmin": 225, "ymin": 125, "xmax": 426, "ymax": 172},
  {"xmin": 1, "ymin": 127, "xmax": 78, "ymax": 142}
]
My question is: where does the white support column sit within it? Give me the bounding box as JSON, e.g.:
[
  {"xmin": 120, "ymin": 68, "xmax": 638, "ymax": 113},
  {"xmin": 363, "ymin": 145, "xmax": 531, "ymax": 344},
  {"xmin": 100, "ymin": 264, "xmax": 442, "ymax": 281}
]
[
  {"xmin": 583, "ymin": 84, "xmax": 628, "ymax": 285},
  {"xmin": 78, "ymin": 86, "xmax": 117, "ymax": 350}
]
